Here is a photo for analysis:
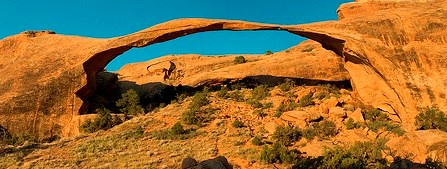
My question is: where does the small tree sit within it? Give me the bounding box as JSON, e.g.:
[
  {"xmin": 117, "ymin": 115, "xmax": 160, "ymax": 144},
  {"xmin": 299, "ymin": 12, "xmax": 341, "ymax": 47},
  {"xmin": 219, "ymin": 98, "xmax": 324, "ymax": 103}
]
[
  {"xmin": 116, "ymin": 89, "xmax": 144, "ymax": 115},
  {"xmin": 415, "ymin": 106, "xmax": 447, "ymax": 131},
  {"xmin": 252, "ymin": 85, "xmax": 270, "ymax": 100},
  {"xmin": 272, "ymin": 125, "xmax": 302, "ymax": 146}
]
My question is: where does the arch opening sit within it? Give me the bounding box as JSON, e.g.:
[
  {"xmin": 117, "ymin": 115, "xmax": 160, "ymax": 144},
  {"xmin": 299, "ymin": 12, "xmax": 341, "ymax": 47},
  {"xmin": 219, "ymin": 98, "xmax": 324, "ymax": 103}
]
[{"xmin": 75, "ymin": 19, "xmax": 350, "ymax": 115}]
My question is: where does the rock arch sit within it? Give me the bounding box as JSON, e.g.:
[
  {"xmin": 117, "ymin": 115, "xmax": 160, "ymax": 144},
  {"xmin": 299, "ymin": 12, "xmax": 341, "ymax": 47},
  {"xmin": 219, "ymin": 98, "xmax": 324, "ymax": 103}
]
[{"xmin": 1, "ymin": 0, "xmax": 446, "ymax": 139}]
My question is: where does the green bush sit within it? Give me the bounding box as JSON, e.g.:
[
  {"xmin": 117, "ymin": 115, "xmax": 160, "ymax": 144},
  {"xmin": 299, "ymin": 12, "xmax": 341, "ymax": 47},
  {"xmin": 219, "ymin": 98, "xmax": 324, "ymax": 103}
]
[
  {"xmin": 150, "ymin": 127, "xmax": 195, "ymax": 140},
  {"xmin": 81, "ymin": 108, "xmax": 122, "ymax": 133},
  {"xmin": 263, "ymin": 102, "xmax": 273, "ymax": 109},
  {"xmin": 275, "ymin": 101, "xmax": 299, "ymax": 117},
  {"xmin": 265, "ymin": 50, "xmax": 274, "ymax": 55},
  {"xmin": 253, "ymin": 109, "xmax": 267, "ymax": 118},
  {"xmin": 190, "ymin": 91, "xmax": 209, "ymax": 109},
  {"xmin": 182, "ymin": 91, "xmax": 215, "ymax": 126},
  {"xmin": 171, "ymin": 122, "xmax": 186, "ymax": 135},
  {"xmin": 279, "ymin": 79, "xmax": 295, "ymax": 92},
  {"xmin": 247, "ymin": 99, "xmax": 272, "ymax": 109},
  {"xmin": 362, "ymin": 108, "xmax": 405, "ymax": 136},
  {"xmin": 116, "ymin": 89, "xmax": 144, "ymax": 115},
  {"xmin": 228, "ymin": 90, "xmax": 245, "ymax": 102},
  {"xmin": 260, "ymin": 142, "xmax": 300, "ymax": 164},
  {"xmin": 318, "ymin": 140, "xmax": 388, "ymax": 169},
  {"xmin": 234, "ymin": 56, "xmax": 247, "ymax": 64},
  {"xmin": 302, "ymin": 127, "xmax": 318, "ymax": 140},
  {"xmin": 415, "ymin": 106, "xmax": 447, "ymax": 132},
  {"xmin": 272, "ymin": 125, "xmax": 302, "ymax": 146},
  {"xmin": 298, "ymin": 94, "xmax": 314, "ymax": 107},
  {"xmin": 232, "ymin": 120, "xmax": 244, "ymax": 128},
  {"xmin": 363, "ymin": 108, "xmax": 388, "ymax": 122},
  {"xmin": 251, "ymin": 85, "xmax": 270, "ymax": 100},
  {"xmin": 182, "ymin": 109, "xmax": 202, "ymax": 125},
  {"xmin": 252, "ymin": 135, "xmax": 263, "ymax": 146},
  {"xmin": 217, "ymin": 86, "xmax": 230, "ymax": 99},
  {"xmin": 346, "ymin": 118, "xmax": 361, "ymax": 130},
  {"xmin": 303, "ymin": 120, "xmax": 338, "ymax": 140},
  {"xmin": 135, "ymin": 126, "xmax": 144, "ymax": 136},
  {"xmin": 247, "ymin": 99, "xmax": 263, "ymax": 108}
]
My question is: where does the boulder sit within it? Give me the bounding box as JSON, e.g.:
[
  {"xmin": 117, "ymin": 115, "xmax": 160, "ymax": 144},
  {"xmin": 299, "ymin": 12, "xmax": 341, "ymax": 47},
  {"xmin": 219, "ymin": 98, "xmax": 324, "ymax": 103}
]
[
  {"xmin": 387, "ymin": 130, "xmax": 447, "ymax": 164},
  {"xmin": 182, "ymin": 156, "xmax": 232, "ymax": 169},
  {"xmin": 280, "ymin": 110, "xmax": 322, "ymax": 128},
  {"xmin": 329, "ymin": 107, "xmax": 347, "ymax": 118},
  {"xmin": 347, "ymin": 108, "xmax": 364, "ymax": 122},
  {"xmin": 324, "ymin": 97, "xmax": 341, "ymax": 108}
]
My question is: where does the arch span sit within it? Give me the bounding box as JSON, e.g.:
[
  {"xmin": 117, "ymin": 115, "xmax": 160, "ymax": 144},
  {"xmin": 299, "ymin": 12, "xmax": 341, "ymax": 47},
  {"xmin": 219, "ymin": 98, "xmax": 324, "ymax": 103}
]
[{"xmin": 76, "ymin": 18, "xmax": 347, "ymax": 112}]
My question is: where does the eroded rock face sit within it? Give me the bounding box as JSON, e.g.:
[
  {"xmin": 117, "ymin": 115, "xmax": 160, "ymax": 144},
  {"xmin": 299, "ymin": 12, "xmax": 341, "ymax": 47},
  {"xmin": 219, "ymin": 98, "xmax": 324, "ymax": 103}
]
[{"xmin": 0, "ymin": 0, "xmax": 446, "ymax": 139}]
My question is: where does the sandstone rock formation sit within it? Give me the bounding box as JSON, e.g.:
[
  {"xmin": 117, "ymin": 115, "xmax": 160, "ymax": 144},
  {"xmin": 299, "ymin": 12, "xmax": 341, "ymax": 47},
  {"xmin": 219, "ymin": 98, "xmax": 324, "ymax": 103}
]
[{"xmin": 0, "ymin": 0, "xmax": 446, "ymax": 139}]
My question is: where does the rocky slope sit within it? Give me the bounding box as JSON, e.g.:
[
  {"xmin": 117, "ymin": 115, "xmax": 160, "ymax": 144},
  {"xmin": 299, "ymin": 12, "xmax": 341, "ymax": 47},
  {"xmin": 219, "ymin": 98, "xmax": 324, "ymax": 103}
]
[
  {"xmin": 0, "ymin": 0, "xmax": 446, "ymax": 149},
  {"xmin": 1, "ymin": 84, "xmax": 446, "ymax": 168}
]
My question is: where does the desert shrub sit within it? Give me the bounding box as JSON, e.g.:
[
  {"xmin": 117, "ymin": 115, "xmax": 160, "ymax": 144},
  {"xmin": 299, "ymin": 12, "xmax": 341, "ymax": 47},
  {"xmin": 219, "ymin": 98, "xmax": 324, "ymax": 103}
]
[
  {"xmin": 228, "ymin": 90, "xmax": 245, "ymax": 102},
  {"xmin": 315, "ymin": 84, "xmax": 341, "ymax": 99},
  {"xmin": 171, "ymin": 122, "xmax": 186, "ymax": 135},
  {"xmin": 232, "ymin": 120, "xmax": 244, "ymax": 128},
  {"xmin": 135, "ymin": 126, "xmax": 144, "ymax": 136},
  {"xmin": 314, "ymin": 91, "xmax": 330, "ymax": 100},
  {"xmin": 303, "ymin": 120, "xmax": 338, "ymax": 140},
  {"xmin": 182, "ymin": 109, "xmax": 202, "ymax": 125},
  {"xmin": 252, "ymin": 135, "xmax": 263, "ymax": 146},
  {"xmin": 251, "ymin": 84, "xmax": 270, "ymax": 100},
  {"xmin": 362, "ymin": 108, "xmax": 405, "ymax": 136},
  {"xmin": 323, "ymin": 84, "xmax": 341, "ymax": 95},
  {"xmin": 318, "ymin": 140, "xmax": 388, "ymax": 169},
  {"xmin": 367, "ymin": 120, "xmax": 405, "ymax": 136},
  {"xmin": 253, "ymin": 109, "xmax": 267, "ymax": 118},
  {"xmin": 272, "ymin": 125, "xmax": 302, "ymax": 146},
  {"xmin": 260, "ymin": 142, "xmax": 300, "ymax": 164},
  {"xmin": 363, "ymin": 108, "xmax": 388, "ymax": 121},
  {"xmin": 217, "ymin": 86, "xmax": 230, "ymax": 99},
  {"xmin": 150, "ymin": 126, "xmax": 195, "ymax": 140},
  {"xmin": 247, "ymin": 99, "xmax": 263, "ymax": 108},
  {"xmin": 346, "ymin": 118, "xmax": 361, "ymax": 130},
  {"xmin": 81, "ymin": 108, "xmax": 121, "ymax": 133},
  {"xmin": 174, "ymin": 93, "xmax": 188, "ymax": 104},
  {"xmin": 182, "ymin": 91, "xmax": 215, "ymax": 126},
  {"xmin": 302, "ymin": 127, "xmax": 318, "ymax": 140},
  {"xmin": 263, "ymin": 102, "xmax": 273, "ymax": 109},
  {"xmin": 190, "ymin": 91, "xmax": 209, "ymax": 109},
  {"xmin": 247, "ymin": 99, "xmax": 272, "ymax": 109},
  {"xmin": 275, "ymin": 101, "xmax": 299, "ymax": 117},
  {"xmin": 415, "ymin": 106, "xmax": 447, "ymax": 132},
  {"xmin": 265, "ymin": 50, "xmax": 274, "ymax": 55},
  {"xmin": 116, "ymin": 89, "xmax": 144, "ymax": 115},
  {"xmin": 234, "ymin": 56, "xmax": 247, "ymax": 64},
  {"xmin": 182, "ymin": 90, "xmax": 213, "ymax": 126},
  {"xmin": 279, "ymin": 78, "xmax": 295, "ymax": 92},
  {"xmin": 298, "ymin": 94, "xmax": 314, "ymax": 107}
]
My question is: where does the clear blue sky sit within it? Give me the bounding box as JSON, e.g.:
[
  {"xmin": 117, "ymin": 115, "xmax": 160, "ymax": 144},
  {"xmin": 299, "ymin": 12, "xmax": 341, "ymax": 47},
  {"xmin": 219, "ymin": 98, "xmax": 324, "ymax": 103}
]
[{"xmin": 0, "ymin": 0, "xmax": 352, "ymax": 71}]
